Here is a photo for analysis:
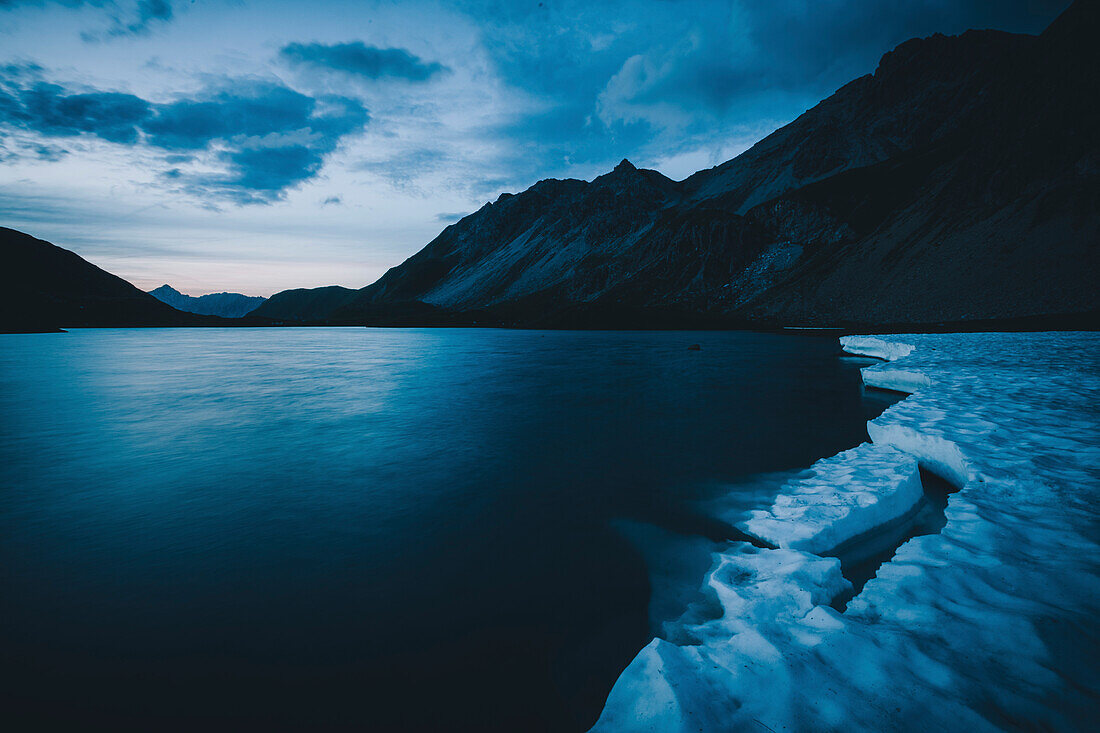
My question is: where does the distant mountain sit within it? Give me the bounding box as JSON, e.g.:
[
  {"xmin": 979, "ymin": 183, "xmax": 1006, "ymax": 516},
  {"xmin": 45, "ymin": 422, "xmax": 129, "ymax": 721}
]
[
  {"xmin": 149, "ymin": 284, "xmax": 266, "ymax": 318},
  {"xmin": 248, "ymin": 286, "xmax": 359, "ymax": 323},
  {"xmin": 0, "ymin": 228, "xmax": 226, "ymax": 332},
  {"xmin": 275, "ymin": 0, "xmax": 1097, "ymax": 329}
]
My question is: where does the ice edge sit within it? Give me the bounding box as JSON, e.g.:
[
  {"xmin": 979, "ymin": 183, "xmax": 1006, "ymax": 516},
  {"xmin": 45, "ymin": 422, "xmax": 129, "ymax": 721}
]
[{"xmin": 592, "ymin": 334, "xmax": 996, "ymax": 732}]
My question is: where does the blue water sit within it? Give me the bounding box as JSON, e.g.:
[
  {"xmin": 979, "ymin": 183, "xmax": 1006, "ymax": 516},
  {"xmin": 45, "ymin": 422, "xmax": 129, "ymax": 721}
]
[{"xmin": 0, "ymin": 328, "xmax": 880, "ymax": 731}]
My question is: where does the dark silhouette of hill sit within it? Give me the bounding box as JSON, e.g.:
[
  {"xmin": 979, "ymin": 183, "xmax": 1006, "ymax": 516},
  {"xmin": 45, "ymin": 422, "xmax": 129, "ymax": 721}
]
[
  {"xmin": 248, "ymin": 286, "xmax": 359, "ymax": 323},
  {"xmin": 0, "ymin": 228, "xmax": 228, "ymax": 332}
]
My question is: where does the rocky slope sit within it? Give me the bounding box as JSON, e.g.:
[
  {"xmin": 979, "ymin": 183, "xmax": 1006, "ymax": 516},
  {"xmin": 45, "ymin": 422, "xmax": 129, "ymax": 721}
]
[
  {"xmin": 730, "ymin": 0, "xmax": 1099, "ymax": 325},
  {"xmin": 300, "ymin": 0, "xmax": 1093, "ymax": 329},
  {"xmin": 0, "ymin": 228, "xmax": 226, "ymax": 331},
  {"xmin": 149, "ymin": 284, "xmax": 266, "ymax": 319}
]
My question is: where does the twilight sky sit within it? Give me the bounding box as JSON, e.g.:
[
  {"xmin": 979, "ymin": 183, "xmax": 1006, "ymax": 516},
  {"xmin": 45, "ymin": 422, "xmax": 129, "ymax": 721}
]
[{"xmin": 0, "ymin": 0, "xmax": 1067, "ymax": 296}]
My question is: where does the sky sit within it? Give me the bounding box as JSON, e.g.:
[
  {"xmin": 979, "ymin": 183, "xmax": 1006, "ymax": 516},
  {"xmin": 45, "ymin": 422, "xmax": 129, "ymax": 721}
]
[{"xmin": 0, "ymin": 0, "xmax": 1069, "ymax": 296}]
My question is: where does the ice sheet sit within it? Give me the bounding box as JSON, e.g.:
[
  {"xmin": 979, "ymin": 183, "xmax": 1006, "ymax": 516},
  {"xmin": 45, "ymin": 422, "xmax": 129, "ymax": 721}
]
[{"xmin": 594, "ymin": 332, "xmax": 1100, "ymax": 731}]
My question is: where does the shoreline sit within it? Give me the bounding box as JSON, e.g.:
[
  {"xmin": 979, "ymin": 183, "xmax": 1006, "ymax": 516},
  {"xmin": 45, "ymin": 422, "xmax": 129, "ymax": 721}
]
[
  {"xmin": 7, "ymin": 308, "xmax": 1098, "ymax": 335},
  {"xmin": 593, "ymin": 331, "xmax": 1100, "ymax": 731}
]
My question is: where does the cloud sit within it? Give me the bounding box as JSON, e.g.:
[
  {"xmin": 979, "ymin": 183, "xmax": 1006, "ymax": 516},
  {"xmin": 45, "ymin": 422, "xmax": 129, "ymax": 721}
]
[
  {"xmin": 280, "ymin": 41, "xmax": 447, "ymax": 82},
  {"xmin": 98, "ymin": 0, "xmax": 174, "ymax": 39},
  {"xmin": 354, "ymin": 146, "xmax": 454, "ymax": 193},
  {"xmin": 33, "ymin": 142, "xmax": 68, "ymax": 160},
  {"xmin": 0, "ymin": 67, "xmax": 369, "ymax": 203},
  {"xmin": 0, "ymin": 136, "xmax": 68, "ymax": 162},
  {"xmin": 0, "ymin": 1, "xmax": 177, "ymax": 39},
  {"xmin": 18, "ymin": 83, "xmax": 151, "ymax": 142},
  {"xmin": 0, "ymin": 0, "xmax": 98, "ymax": 7},
  {"xmin": 321, "ymin": 195, "xmax": 342, "ymax": 205},
  {"xmin": 178, "ymin": 145, "xmax": 327, "ymax": 205},
  {"xmin": 456, "ymin": 0, "xmax": 1071, "ymax": 180},
  {"xmin": 0, "ymin": 1, "xmax": 1074, "ymax": 210},
  {"xmin": 144, "ymin": 81, "xmax": 322, "ymax": 149}
]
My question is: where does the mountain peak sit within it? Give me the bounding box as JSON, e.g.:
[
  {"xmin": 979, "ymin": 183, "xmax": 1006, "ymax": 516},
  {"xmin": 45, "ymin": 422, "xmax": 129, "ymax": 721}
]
[
  {"xmin": 614, "ymin": 158, "xmax": 636, "ymax": 172},
  {"xmin": 147, "ymin": 283, "xmax": 266, "ymax": 318}
]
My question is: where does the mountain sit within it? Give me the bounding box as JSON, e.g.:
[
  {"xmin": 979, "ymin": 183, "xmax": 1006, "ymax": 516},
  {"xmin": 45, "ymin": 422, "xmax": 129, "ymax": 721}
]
[
  {"xmin": 248, "ymin": 286, "xmax": 360, "ymax": 323},
  {"xmin": 724, "ymin": 0, "xmax": 1100, "ymax": 326},
  {"xmin": 7, "ymin": 4, "xmax": 1094, "ymax": 332},
  {"xmin": 276, "ymin": 0, "xmax": 1096, "ymax": 329},
  {"xmin": 0, "ymin": 228, "xmax": 230, "ymax": 332},
  {"xmin": 679, "ymin": 29, "xmax": 1038, "ymax": 213},
  {"xmin": 149, "ymin": 284, "xmax": 266, "ymax": 318}
]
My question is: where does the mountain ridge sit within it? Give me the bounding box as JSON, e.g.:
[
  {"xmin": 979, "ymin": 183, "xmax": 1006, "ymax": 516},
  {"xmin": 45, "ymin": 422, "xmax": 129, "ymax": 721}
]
[
  {"xmin": 247, "ymin": 1, "xmax": 1096, "ymax": 329},
  {"xmin": 149, "ymin": 284, "xmax": 267, "ymax": 318},
  {"xmin": 323, "ymin": 1, "xmax": 1096, "ymax": 328},
  {"xmin": 5, "ymin": 1, "xmax": 1096, "ymax": 332}
]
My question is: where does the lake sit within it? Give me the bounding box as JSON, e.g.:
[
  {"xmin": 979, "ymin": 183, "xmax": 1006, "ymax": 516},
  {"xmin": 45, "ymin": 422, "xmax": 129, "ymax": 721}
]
[{"xmin": 0, "ymin": 328, "xmax": 884, "ymax": 730}]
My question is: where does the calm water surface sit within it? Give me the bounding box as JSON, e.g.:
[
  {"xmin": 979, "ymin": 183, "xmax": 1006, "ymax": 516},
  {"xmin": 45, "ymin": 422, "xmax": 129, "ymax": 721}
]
[{"xmin": 0, "ymin": 328, "xmax": 880, "ymax": 731}]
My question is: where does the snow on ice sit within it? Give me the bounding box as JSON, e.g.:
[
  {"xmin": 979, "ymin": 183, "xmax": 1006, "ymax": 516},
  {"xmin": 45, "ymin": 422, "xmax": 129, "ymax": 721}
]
[
  {"xmin": 742, "ymin": 442, "xmax": 923, "ymax": 555},
  {"xmin": 593, "ymin": 332, "xmax": 1100, "ymax": 732}
]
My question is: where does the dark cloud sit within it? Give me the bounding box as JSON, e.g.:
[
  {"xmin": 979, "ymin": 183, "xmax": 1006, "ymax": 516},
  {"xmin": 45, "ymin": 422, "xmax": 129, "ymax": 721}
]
[
  {"xmin": 216, "ymin": 145, "xmax": 326, "ymax": 199},
  {"xmin": 18, "ymin": 83, "xmax": 151, "ymax": 142},
  {"xmin": 143, "ymin": 81, "xmax": 319, "ymax": 149},
  {"xmin": 459, "ymin": 0, "xmax": 1071, "ymax": 180},
  {"xmin": 0, "ymin": 67, "xmax": 369, "ymax": 203},
  {"xmin": 154, "ymin": 87, "xmax": 368, "ymax": 203},
  {"xmin": 280, "ymin": 41, "xmax": 447, "ymax": 82},
  {"xmin": 599, "ymin": 0, "xmax": 1072, "ymax": 119},
  {"xmin": 321, "ymin": 195, "xmax": 342, "ymax": 206}
]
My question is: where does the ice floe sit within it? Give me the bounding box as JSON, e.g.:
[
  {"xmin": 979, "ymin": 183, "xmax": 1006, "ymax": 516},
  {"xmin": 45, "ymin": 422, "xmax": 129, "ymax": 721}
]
[
  {"xmin": 837, "ymin": 336, "xmax": 913, "ymax": 362},
  {"xmin": 742, "ymin": 443, "xmax": 923, "ymax": 555},
  {"xmin": 594, "ymin": 332, "xmax": 1100, "ymax": 731},
  {"xmin": 860, "ymin": 368, "xmax": 932, "ymax": 394}
]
